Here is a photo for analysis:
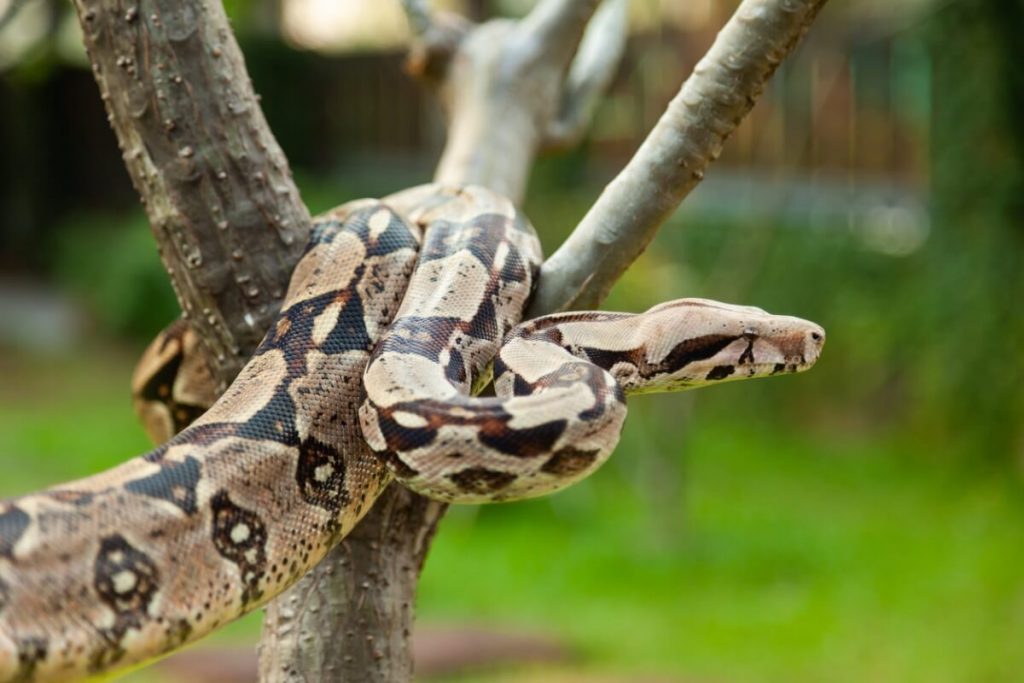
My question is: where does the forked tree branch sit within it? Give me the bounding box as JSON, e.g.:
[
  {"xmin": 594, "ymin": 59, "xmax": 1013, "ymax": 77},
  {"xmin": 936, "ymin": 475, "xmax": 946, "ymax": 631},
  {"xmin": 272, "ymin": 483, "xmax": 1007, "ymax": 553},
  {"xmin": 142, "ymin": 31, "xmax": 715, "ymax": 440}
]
[
  {"xmin": 72, "ymin": 0, "xmax": 311, "ymax": 388},
  {"xmin": 529, "ymin": 0, "xmax": 829, "ymax": 315},
  {"xmin": 263, "ymin": 4, "xmax": 629, "ymax": 682},
  {"xmin": 75, "ymin": 0, "xmax": 827, "ymax": 680}
]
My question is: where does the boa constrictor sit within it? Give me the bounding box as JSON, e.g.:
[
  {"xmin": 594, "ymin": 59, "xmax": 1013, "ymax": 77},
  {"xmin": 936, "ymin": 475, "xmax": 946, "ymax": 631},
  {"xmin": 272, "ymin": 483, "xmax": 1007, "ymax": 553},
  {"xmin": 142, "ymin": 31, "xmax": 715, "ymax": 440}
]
[{"xmin": 0, "ymin": 184, "xmax": 824, "ymax": 682}]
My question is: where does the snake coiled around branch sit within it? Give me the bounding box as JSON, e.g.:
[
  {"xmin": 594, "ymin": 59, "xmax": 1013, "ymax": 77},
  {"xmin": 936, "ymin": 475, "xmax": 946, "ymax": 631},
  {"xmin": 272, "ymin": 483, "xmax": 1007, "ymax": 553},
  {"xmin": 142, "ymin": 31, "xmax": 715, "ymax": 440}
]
[{"xmin": 0, "ymin": 184, "xmax": 823, "ymax": 682}]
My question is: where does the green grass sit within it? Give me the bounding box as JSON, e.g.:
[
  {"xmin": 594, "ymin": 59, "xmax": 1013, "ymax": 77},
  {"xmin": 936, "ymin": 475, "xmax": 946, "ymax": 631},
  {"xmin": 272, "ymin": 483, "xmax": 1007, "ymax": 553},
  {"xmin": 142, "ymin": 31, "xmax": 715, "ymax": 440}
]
[
  {"xmin": 421, "ymin": 392, "xmax": 1024, "ymax": 683},
  {"xmin": 1, "ymin": 350, "xmax": 1022, "ymax": 682}
]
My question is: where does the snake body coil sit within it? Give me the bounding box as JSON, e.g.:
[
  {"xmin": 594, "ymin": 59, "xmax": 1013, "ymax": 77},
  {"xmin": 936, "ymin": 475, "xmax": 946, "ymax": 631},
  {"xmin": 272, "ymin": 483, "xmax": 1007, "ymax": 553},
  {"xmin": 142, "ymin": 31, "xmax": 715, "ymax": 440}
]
[{"xmin": 0, "ymin": 185, "xmax": 823, "ymax": 682}]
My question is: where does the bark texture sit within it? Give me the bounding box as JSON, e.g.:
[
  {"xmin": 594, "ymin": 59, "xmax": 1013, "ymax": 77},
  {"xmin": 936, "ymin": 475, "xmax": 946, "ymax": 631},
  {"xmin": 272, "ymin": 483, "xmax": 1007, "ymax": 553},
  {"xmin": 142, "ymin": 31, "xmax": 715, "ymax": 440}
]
[
  {"xmin": 73, "ymin": 0, "xmax": 311, "ymax": 387},
  {"xmin": 529, "ymin": 0, "xmax": 830, "ymax": 315},
  {"xmin": 258, "ymin": 487, "xmax": 445, "ymax": 682}
]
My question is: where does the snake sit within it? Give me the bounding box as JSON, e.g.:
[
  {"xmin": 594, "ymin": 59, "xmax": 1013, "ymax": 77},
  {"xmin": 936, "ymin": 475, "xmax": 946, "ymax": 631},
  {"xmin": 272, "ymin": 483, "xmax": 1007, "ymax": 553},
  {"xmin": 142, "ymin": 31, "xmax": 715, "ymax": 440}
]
[{"xmin": 0, "ymin": 184, "xmax": 824, "ymax": 682}]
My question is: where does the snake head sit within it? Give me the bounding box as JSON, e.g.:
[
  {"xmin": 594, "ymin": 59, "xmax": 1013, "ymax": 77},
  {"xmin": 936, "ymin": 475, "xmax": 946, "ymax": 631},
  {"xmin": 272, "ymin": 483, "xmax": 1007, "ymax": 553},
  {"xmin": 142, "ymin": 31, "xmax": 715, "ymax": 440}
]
[{"xmin": 621, "ymin": 298, "xmax": 825, "ymax": 393}]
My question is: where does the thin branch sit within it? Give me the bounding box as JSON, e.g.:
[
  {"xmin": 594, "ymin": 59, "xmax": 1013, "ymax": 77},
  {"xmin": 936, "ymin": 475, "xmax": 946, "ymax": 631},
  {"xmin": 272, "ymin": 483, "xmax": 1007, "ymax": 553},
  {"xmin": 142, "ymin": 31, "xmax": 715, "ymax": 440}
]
[
  {"xmin": 72, "ymin": 0, "xmax": 312, "ymax": 388},
  {"xmin": 517, "ymin": 0, "xmax": 601, "ymax": 67},
  {"xmin": 528, "ymin": 0, "xmax": 830, "ymax": 316},
  {"xmin": 400, "ymin": 0, "xmax": 434, "ymax": 38},
  {"xmin": 544, "ymin": 0, "xmax": 629, "ymax": 148},
  {"xmin": 403, "ymin": 9, "xmax": 472, "ymax": 87}
]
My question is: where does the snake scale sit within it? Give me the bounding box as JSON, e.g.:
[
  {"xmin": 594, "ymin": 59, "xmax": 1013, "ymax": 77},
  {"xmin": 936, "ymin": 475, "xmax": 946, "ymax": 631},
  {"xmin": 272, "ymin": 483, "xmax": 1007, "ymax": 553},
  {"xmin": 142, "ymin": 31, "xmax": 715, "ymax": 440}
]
[{"xmin": 0, "ymin": 184, "xmax": 824, "ymax": 682}]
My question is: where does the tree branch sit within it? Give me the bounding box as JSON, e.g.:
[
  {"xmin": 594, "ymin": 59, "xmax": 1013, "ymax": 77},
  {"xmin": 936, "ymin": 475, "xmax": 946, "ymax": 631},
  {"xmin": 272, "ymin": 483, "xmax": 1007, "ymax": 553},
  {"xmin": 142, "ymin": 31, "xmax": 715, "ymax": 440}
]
[
  {"xmin": 433, "ymin": 0, "xmax": 603, "ymax": 203},
  {"xmin": 258, "ymin": 486, "xmax": 445, "ymax": 682},
  {"xmin": 517, "ymin": 0, "xmax": 601, "ymax": 68},
  {"xmin": 544, "ymin": 0, "xmax": 629, "ymax": 148},
  {"xmin": 400, "ymin": 0, "xmax": 434, "ymax": 38},
  {"xmin": 402, "ymin": 8, "xmax": 472, "ymax": 88},
  {"xmin": 528, "ymin": 0, "xmax": 829, "ymax": 316},
  {"xmin": 72, "ymin": 0, "xmax": 312, "ymax": 388}
]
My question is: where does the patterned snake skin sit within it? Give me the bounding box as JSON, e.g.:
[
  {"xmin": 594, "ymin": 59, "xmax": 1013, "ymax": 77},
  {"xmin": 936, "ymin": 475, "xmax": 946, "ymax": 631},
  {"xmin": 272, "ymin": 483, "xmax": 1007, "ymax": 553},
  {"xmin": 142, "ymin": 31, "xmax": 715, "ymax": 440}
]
[{"xmin": 0, "ymin": 184, "xmax": 824, "ymax": 682}]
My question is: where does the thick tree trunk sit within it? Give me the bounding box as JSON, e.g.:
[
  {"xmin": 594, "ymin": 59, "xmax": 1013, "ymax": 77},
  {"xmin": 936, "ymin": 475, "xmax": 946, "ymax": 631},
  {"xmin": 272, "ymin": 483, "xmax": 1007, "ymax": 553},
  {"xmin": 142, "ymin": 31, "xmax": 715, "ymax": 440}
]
[{"xmin": 72, "ymin": 0, "xmax": 311, "ymax": 388}]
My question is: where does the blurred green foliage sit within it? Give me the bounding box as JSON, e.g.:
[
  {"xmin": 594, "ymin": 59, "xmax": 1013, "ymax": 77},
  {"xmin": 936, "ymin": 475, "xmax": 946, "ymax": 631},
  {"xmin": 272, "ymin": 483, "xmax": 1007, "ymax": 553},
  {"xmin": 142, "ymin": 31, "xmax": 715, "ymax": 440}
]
[
  {"xmin": 922, "ymin": 0, "xmax": 1024, "ymax": 466},
  {"xmin": 51, "ymin": 213, "xmax": 179, "ymax": 338}
]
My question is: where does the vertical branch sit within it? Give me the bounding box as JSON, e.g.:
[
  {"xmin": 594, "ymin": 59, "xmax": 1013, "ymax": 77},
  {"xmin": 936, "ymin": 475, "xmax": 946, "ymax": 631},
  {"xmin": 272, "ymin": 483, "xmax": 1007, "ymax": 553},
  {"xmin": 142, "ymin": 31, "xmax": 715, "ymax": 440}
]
[
  {"xmin": 73, "ymin": 0, "xmax": 312, "ymax": 387},
  {"xmin": 258, "ymin": 488, "xmax": 445, "ymax": 682},
  {"xmin": 433, "ymin": 0, "xmax": 602, "ymax": 203}
]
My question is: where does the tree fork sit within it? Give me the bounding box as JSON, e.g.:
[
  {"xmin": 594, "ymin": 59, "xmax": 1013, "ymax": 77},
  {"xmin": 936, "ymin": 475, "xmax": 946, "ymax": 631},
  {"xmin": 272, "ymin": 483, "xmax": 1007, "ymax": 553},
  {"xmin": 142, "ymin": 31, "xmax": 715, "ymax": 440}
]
[{"xmin": 73, "ymin": 0, "xmax": 830, "ymax": 681}]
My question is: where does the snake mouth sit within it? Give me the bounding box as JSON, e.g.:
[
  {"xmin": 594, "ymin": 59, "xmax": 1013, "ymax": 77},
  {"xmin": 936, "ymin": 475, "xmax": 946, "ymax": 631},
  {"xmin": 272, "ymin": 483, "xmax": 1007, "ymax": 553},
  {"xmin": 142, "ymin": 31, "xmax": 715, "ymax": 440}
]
[
  {"xmin": 768, "ymin": 360, "xmax": 812, "ymax": 376},
  {"xmin": 698, "ymin": 355, "xmax": 820, "ymax": 385}
]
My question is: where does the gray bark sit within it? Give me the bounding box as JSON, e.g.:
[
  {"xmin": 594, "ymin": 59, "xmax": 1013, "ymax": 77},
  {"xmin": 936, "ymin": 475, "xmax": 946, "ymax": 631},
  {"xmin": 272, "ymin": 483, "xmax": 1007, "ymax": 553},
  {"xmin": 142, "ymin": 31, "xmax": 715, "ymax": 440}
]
[
  {"xmin": 433, "ymin": 1, "xmax": 602, "ymax": 203},
  {"xmin": 258, "ymin": 487, "xmax": 445, "ymax": 682},
  {"xmin": 72, "ymin": 0, "xmax": 311, "ymax": 389},
  {"xmin": 544, "ymin": 0, "xmax": 629, "ymax": 149}
]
